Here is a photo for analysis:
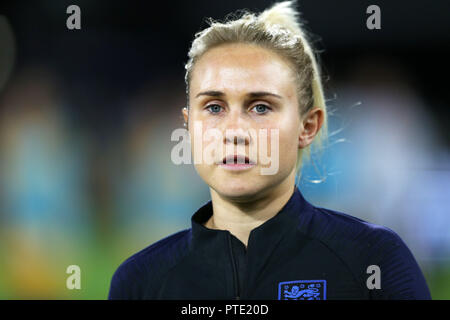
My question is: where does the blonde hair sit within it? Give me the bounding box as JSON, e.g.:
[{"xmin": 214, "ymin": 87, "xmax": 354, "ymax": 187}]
[{"xmin": 184, "ymin": 0, "xmax": 328, "ymax": 176}]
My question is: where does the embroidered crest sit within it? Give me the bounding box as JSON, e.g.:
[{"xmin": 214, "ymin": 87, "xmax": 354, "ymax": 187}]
[{"xmin": 278, "ymin": 280, "xmax": 327, "ymax": 300}]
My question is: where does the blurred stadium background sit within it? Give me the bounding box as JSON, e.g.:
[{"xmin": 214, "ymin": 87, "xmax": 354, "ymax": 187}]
[{"xmin": 0, "ymin": 0, "xmax": 449, "ymax": 299}]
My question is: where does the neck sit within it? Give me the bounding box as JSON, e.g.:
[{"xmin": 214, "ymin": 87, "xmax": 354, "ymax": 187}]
[{"xmin": 205, "ymin": 171, "xmax": 296, "ymax": 247}]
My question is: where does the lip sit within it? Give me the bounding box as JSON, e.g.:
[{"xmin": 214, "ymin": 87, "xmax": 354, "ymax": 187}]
[
  {"xmin": 217, "ymin": 155, "xmax": 256, "ymax": 171},
  {"xmin": 219, "ymin": 163, "xmax": 256, "ymax": 171}
]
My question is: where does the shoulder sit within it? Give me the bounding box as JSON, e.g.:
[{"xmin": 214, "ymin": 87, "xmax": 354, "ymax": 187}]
[
  {"xmin": 305, "ymin": 206, "xmax": 400, "ymax": 248},
  {"xmin": 301, "ymin": 206, "xmax": 431, "ymax": 299},
  {"xmin": 108, "ymin": 228, "xmax": 192, "ymax": 299},
  {"xmin": 302, "ymin": 205, "xmax": 415, "ymax": 265}
]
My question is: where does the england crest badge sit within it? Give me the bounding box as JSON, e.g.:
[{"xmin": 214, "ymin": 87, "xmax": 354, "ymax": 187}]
[{"xmin": 278, "ymin": 280, "xmax": 327, "ymax": 300}]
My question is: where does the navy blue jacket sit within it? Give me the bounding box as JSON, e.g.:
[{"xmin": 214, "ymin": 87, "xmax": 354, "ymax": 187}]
[{"xmin": 108, "ymin": 186, "xmax": 431, "ymax": 300}]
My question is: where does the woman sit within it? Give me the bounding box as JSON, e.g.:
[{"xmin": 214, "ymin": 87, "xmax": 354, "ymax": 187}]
[{"xmin": 109, "ymin": 1, "xmax": 431, "ymax": 300}]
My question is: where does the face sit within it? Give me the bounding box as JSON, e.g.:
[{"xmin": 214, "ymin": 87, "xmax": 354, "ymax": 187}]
[{"xmin": 184, "ymin": 43, "xmax": 304, "ymax": 200}]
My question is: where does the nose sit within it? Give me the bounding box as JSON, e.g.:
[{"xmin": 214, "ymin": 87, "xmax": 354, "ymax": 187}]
[
  {"xmin": 222, "ymin": 109, "xmax": 251, "ymax": 146},
  {"xmin": 223, "ymin": 130, "xmax": 250, "ymax": 146}
]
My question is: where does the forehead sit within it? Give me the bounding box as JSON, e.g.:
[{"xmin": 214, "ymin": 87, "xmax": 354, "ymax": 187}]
[{"xmin": 190, "ymin": 43, "xmax": 296, "ymax": 97}]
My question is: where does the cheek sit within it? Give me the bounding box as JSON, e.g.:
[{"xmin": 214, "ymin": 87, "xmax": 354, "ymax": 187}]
[
  {"xmin": 252, "ymin": 121, "xmax": 297, "ymax": 170},
  {"xmin": 188, "ymin": 116, "xmax": 223, "ymax": 170},
  {"xmin": 188, "ymin": 110, "xmax": 222, "ymax": 138},
  {"xmin": 276, "ymin": 116, "xmax": 300, "ymax": 164},
  {"xmin": 278, "ymin": 128, "xmax": 298, "ymax": 155}
]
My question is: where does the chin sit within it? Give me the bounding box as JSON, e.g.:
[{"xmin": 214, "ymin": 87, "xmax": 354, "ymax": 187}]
[
  {"xmin": 211, "ymin": 174, "xmax": 269, "ymax": 201},
  {"xmin": 197, "ymin": 164, "xmax": 290, "ymax": 201},
  {"xmin": 215, "ymin": 187, "xmax": 260, "ymax": 202}
]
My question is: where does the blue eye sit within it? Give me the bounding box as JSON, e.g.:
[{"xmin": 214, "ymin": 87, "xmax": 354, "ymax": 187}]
[
  {"xmin": 206, "ymin": 104, "xmax": 222, "ymax": 114},
  {"xmin": 252, "ymin": 104, "xmax": 270, "ymax": 114}
]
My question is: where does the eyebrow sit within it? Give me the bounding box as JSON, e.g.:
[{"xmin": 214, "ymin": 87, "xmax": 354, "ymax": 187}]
[{"xmin": 195, "ymin": 90, "xmax": 282, "ymax": 99}]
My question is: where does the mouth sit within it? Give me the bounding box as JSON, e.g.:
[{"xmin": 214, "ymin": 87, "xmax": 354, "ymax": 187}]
[{"xmin": 217, "ymin": 155, "xmax": 256, "ymax": 171}]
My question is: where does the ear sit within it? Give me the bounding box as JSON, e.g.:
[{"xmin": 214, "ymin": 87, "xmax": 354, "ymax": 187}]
[
  {"xmin": 182, "ymin": 107, "xmax": 189, "ymax": 124},
  {"xmin": 298, "ymin": 107, "xmax": 324, "ymax": 149}
]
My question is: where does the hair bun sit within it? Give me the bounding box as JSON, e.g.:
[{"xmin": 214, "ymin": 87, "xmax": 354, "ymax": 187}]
[{"xmin": 258, "ymin": 1, "xmax": 302, "ymax": 35}]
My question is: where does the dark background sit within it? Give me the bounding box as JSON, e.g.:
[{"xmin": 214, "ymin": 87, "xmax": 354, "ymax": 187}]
[
  {"xmin": 2, "ymin": 0, "xmax": 449, "ymax": 143},
  {"xmin": 0, "ymin": 0, "xmax": 449, "ymax": 299}
]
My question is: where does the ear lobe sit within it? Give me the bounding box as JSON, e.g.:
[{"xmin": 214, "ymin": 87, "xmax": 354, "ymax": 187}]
[
  {"xmin": 298, "ymin": 136, "xmax": 307, "ymax": 149},
  {"xmin": 298, "ymin": 127, "xmax": 315, "ymax": 148},
  {"xmin": 297, "ymin": 123, "xmax": 306, "ymax": 149},
  {"xmin": 182, "ymin": 107, "xmax": 189, "ymax": 123}
]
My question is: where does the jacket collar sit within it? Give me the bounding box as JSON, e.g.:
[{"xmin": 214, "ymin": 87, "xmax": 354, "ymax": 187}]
[{"xmin": 190, "ymin": 185, "xmax": 314, "ymax": 250}]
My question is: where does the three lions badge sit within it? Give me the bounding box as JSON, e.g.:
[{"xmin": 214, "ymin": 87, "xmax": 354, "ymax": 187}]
[{"xmin": 278, "ymin": 280, "xmax": 327, "ymax": 300}]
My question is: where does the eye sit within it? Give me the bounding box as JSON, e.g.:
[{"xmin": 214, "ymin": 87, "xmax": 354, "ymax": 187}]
[
  {"xmin": 251, "ymin": 104, "xmax": 270, "ymax": 114},
  {"xmin": 205, "ymin": 104, "xmax": 223, "ymax": 114}
]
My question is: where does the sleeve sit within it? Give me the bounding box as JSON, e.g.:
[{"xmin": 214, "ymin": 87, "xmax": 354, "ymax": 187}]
[{"xmin": 369, "ymin": 228, "xmax": 432, "ymax": 300}]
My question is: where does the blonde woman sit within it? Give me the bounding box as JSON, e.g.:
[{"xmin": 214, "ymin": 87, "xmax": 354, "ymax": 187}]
[{"xmin": 109, "ymin": 1, "xmax": 430, "ymax": 300}]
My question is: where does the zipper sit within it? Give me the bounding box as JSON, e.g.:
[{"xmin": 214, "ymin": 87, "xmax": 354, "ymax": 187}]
[{"xmin": 227, "ymin": 233, "xmax": 240, "ymax": 300}]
